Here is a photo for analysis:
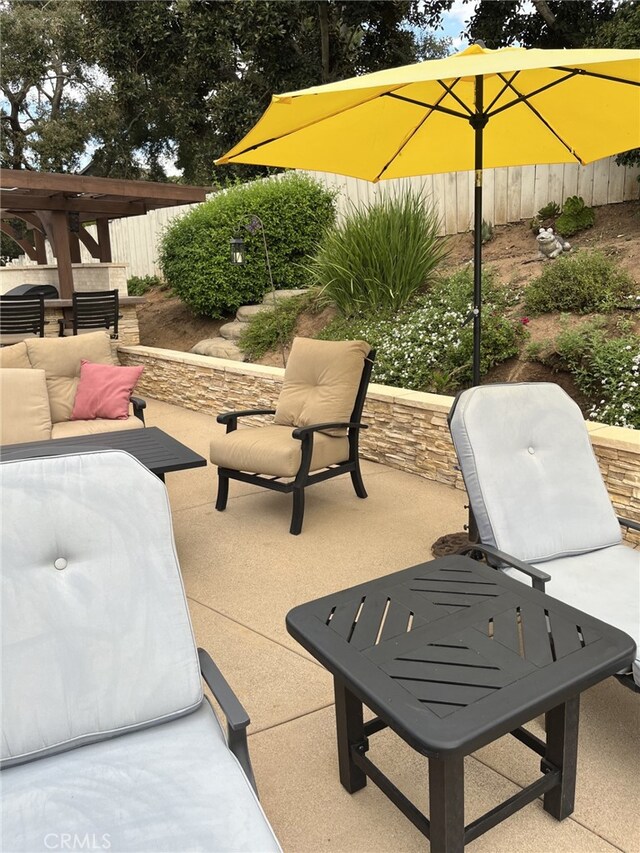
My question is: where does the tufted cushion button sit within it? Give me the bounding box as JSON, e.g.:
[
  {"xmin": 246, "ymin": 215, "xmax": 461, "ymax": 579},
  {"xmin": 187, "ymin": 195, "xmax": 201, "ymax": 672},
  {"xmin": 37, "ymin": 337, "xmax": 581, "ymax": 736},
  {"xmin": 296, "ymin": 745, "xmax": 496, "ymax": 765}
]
[
  {"xmin": 528, "ymin": 446, "xmax": 535, "ymax": 455},
  {"xmin": 54, "ymin": 558, "xmax": 68, "ymax": 571}
]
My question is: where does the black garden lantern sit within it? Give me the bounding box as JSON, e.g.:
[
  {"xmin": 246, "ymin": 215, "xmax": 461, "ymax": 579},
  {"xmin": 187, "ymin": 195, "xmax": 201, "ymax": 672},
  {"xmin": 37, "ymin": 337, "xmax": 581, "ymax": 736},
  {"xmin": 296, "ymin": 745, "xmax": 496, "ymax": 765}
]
[{"xmin": 230, "ymin": 234, "xmax": 245, "ymax": 265}]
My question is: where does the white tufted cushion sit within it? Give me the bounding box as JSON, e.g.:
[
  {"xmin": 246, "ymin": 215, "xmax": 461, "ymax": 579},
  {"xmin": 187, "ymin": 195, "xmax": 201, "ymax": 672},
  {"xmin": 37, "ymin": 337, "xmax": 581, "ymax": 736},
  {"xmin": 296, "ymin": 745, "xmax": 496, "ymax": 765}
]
[
  {"xmin": 2, "ymin": 700, "xmax": 281, "ymax": 853},
  {"xmin": 449, "ymin": 383, "xmax": 622, "ymax": 563},
  {"xmin": 504, "ymin": 544, "xmax": 640, "ymax": 686},
  {"xmin": 0, "ymin": 450, "xmax": 203, "ymax": 768}
]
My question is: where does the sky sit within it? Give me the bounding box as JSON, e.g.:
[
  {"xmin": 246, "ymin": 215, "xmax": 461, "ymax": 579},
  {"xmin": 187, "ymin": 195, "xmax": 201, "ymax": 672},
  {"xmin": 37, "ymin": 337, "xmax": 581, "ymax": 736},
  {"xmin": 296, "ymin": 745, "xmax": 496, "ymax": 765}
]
[
  {"xmin": 438, "ymin": 0, "xmax": 480, "ymax": 51},
  {"xmin": 437, "ymin": 0, "xmax": 536, "ymax": 51}
]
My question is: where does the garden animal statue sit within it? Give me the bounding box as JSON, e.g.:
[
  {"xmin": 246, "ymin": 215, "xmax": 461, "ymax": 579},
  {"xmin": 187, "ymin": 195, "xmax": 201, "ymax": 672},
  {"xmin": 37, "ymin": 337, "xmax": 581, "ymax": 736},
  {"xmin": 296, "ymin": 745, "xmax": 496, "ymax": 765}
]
[{"xmin": 537, "ymin": 227, "xmax": 571, "ymax": 259}]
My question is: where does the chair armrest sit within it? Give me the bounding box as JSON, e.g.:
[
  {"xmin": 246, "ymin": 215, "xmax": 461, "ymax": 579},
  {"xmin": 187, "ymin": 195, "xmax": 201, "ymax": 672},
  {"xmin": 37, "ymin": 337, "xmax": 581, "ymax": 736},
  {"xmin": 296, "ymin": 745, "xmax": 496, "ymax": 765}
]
[
  {"xmin": 618, "ymin": 516, "xmax": 640, "ymax": 532},
  {"xmin": 198, "ymin": 648, "xmax": 257, "ymax": 793},
  {"xmin": 291, "ymin": 421, "xmax": 368, "ymax": 439},
  {"xmin": 130, "ymin": 396, "xmax": 146, "ymax": 424},
  {"xmin": 458, "ymin": 542, "xmax": 551, "ymax": 592},
  {"xmin": 217, "ymin": 409, "xmax": 276, "ymax": 434}
]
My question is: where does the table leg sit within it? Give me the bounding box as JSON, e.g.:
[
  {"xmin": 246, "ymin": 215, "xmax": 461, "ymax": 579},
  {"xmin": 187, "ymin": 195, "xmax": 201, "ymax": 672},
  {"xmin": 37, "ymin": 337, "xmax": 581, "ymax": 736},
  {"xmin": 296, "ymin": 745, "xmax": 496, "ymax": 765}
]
[
  {"xmin": 543, "ymin": 696, "xmax": 580, "ymax": 820},
  {"xmin": 334, "ymin": 678, "xmax": 366, "ymax": 793},
  {"xmin": 428, "ymin": 754, "xmax": 465, "ymax": 853}
]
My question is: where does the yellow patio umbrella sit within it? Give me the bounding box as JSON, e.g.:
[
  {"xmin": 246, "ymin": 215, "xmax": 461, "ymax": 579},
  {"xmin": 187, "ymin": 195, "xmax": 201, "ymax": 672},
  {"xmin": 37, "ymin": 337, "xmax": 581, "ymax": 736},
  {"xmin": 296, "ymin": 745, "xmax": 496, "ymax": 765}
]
[{"xmin": 217, "ymin": 44, "xmax": 640, "ymax": 384}]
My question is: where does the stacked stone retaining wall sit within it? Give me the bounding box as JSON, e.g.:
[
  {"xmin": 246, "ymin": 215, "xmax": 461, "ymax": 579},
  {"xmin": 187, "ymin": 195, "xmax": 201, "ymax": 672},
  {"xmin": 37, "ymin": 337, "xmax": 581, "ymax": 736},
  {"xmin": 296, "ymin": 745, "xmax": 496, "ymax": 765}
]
[{"xmin": 118, "ymin": 345, "xmax": 640, "ymax": 546}]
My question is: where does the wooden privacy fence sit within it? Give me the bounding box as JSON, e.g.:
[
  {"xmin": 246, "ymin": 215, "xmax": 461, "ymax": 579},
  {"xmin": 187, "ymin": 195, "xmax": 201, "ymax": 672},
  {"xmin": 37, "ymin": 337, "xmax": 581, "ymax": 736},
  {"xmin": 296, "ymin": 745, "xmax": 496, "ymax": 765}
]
[{"xmin": 26, "ymin": 156, "xmax": 640, "ymax": 279}]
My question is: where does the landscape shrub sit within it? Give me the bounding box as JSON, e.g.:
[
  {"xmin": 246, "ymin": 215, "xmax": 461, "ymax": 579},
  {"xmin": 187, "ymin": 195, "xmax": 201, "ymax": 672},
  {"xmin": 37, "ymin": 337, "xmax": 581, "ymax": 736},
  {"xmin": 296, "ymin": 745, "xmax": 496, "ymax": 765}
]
[
  {"xmin": 307, "ymin": 189, "xmax": 449, "ymax": 316},
  {"xmin": 317, "ymin": 268, "xmax": 525, "ymax": 392},
  {"xmin": 238, "ymin": 292, "xmax": 318, "ymax": 360},
  {"xmin": 127, "ymin": 274, "xmax": 163, "ymax": 296},
  {"xmin": 555, "ymin": 195, "xmax": 595, "ymax": 237},
  {"xmin": 158, "ymin": 175, "xmax": 336, "ymax": 318},
  {"xmin": 525, "ymin": 250, "xmax": 636, "ymax": 314},
  {"xmin": 537, "ymin": 201, "xmax": 561, "ymax": 220},
  {"xmin": 554, "ymin": 321, "xmax": 640, "ymax": 428}
]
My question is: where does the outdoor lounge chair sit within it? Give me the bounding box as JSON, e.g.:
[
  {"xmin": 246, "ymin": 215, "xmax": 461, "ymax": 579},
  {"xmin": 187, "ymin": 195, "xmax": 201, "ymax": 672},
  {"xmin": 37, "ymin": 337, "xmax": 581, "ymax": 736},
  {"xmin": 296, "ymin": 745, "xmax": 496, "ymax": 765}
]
[
  {"xmin": 1, "ymin": 449, "xmax": 281, "ymax": 852},
  {"xmin": 448, "ymin": 382, "xmax": 640, "ymax": 691},
  {"xmin": 210, "ymin": 337, "xmax": 375, "ymax": 534}
]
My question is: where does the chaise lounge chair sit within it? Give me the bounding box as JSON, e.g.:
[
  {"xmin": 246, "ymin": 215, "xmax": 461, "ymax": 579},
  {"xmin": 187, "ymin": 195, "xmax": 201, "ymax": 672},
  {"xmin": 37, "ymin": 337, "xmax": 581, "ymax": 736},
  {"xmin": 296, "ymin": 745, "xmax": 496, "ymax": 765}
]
[
  {"xmin": 449, "ymin": 382, "xmax": 639, "ymax": 691},
  {"xmin": 1, "ymin": 448, "xmax": 281, "ymax": 851}
]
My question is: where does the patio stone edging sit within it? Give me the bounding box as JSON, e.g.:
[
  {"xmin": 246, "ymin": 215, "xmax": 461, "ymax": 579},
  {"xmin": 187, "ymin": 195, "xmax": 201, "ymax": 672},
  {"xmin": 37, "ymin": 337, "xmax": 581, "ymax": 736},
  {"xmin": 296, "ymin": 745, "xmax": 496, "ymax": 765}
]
[{"xmin": 118, "ymin": 345, "xmax": 640, "ymax": 545}]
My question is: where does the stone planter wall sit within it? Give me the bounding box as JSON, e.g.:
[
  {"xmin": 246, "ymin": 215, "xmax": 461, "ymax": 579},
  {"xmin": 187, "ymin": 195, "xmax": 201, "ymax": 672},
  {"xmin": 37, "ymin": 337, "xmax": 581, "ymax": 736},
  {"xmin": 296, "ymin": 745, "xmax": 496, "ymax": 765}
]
[{"xmin": 118, "ymin": 345, "xmax": 640, "ymax": 546}]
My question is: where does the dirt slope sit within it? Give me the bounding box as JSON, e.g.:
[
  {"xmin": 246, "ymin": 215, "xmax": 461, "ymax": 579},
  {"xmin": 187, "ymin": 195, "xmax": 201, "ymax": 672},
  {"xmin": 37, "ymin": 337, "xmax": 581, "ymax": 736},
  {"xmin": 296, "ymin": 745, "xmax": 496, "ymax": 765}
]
[{"xmin": 136, "ymin": 201, "xmax": 639, "ymax": 413}]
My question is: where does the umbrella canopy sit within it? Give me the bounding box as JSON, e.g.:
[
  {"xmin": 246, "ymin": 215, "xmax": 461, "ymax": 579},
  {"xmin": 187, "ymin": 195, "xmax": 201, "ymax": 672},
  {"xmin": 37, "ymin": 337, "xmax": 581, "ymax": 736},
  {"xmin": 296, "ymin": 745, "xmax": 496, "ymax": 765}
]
[{"xmin": 217, "ymin": 44, "xmax": 640, "ymax": 383}]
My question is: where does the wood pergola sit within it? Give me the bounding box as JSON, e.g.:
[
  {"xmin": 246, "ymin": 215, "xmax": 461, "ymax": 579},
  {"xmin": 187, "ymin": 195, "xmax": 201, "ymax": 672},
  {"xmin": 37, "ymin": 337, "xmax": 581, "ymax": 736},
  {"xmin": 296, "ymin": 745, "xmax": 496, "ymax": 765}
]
[{"xmin": 1, "ymin": 170, "xmax": 210, "ymax": 297}]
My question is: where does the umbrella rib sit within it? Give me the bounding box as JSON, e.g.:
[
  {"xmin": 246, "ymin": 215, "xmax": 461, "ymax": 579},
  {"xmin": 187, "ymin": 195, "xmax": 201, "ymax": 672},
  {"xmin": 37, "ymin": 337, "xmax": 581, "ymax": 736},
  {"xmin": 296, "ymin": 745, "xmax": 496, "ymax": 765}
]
[
  {"xmin": 436, "ymin": 78, "xmax": 475, "ymax": 117},
  {"xmin": 485, "ymin": 70, "xmax": 523, "ymax": 114},
  {"xmin": 384, "ymin": 91, "xmax": 470, "ymax": 120},
  {"xmin": 225, "ymin": 87, "xmax": 403, "ymax": 159},
  {"xmin": 376, "ymin": 85, "xmax": 468, "ymax": 182},
  {"xmin": 491, "ymin": 73, "xmax": 584, "ymax": 163},
  {"xmin": 487, "ymin": 70, "xmax": 579, "ymax": 118},
  {"xmin": 554, "ymin": 66, "xmax": 640, "ymax": 86}
]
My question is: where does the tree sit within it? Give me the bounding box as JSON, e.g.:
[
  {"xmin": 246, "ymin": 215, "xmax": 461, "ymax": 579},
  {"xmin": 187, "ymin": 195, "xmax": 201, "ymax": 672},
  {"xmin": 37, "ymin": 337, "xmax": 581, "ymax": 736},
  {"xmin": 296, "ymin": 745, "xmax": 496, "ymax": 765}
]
[
  {"xmin": 83, "ymin": 0, "xmax": 449, "ymax": 183},
  {"xmin": 1, "ymin": 0, "xmax": 99, "ymax": 171},
  {"xmin": 1, "ymin": 1, "xmax": 450, "ymax": 181},
  {"xmin": 462, "ymin": 0, "xmax": 618, "ymax": 49}
]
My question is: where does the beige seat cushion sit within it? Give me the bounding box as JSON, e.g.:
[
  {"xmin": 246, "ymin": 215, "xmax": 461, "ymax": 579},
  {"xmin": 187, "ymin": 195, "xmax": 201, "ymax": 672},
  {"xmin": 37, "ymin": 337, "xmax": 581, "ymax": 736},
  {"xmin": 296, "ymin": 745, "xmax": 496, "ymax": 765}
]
[
  {"xmin": 0, "ymin": 369, "xmax": 52, "ymax": 444},
  {"xmin": 274, "ymin": 338, "xmax": 370, "ymax": 436},
  {"xmin": 210, "ymin": 424, "xmax": 349, "ymax": 478},
  {"xmin": 25, "ymin": 332, "xmax": 115, "ymax": 423},
  {"xmin": 52, "ymin": 416, "xmax": 144, "ymax": 439},
  {"xmin": 0, "ymin": 341, "xmax": 32, "ymax": 369},
  {"xmin": 0, "ymin": 334, "xmax": 40, "ymax": 347}
]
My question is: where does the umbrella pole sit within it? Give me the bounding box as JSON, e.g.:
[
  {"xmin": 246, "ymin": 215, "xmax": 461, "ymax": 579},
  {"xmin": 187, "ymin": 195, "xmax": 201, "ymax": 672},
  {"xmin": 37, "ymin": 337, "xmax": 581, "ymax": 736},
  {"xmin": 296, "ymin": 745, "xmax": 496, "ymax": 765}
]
[{"xmin": 471, "ymin": 75, "xmax": 486, "ymax": 388}]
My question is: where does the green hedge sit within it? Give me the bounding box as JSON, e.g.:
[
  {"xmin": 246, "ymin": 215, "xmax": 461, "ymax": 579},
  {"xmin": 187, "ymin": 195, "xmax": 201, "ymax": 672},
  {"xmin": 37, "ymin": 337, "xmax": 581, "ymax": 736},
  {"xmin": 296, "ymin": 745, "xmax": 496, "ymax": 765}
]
[{"xmin": 158, "ymin": 174, "xmax": 336, "ymax": 318}]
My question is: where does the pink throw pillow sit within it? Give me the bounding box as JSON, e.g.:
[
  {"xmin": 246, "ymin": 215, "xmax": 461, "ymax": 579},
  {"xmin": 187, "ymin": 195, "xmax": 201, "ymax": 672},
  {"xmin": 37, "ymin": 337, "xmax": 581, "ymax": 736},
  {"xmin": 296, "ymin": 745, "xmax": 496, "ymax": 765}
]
[{"xmin": 71, "ymin": 360, "xmax": 144, "ymax": 421}]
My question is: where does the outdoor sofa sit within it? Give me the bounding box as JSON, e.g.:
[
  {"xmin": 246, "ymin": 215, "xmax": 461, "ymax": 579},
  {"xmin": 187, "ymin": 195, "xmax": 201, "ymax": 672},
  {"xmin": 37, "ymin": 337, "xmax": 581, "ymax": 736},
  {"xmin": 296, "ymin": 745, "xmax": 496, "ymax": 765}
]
[{"xmin": 0, "ymin": 330, "xmax": 145, "ymax": 445}]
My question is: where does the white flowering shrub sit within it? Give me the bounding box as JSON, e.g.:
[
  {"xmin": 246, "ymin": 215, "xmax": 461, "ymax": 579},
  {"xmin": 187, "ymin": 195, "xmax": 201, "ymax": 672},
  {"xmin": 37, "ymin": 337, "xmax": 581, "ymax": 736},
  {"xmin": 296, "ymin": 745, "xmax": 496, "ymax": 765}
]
[
  {"xmin": 318, "ymin": 268, "xmax": 526, "ymax": 392},
  {"xmin": 556, "ymin": 323, "xmax": 640, "ymax": 428}
]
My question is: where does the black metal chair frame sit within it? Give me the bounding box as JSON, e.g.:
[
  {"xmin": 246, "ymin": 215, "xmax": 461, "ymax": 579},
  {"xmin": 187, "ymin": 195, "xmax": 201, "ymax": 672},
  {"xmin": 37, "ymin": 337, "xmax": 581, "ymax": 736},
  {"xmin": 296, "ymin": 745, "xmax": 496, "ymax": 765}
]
[
  {"xmin": 58, "ymin": 289, "xmax": 121, "ymax": 339},
  {"xmin": 0, "ymin": 294, "xmax": 46, "ymax": 339},
  {"xmin": 215, "ymin": 351, "xmax": 376, "ymax": 535}
]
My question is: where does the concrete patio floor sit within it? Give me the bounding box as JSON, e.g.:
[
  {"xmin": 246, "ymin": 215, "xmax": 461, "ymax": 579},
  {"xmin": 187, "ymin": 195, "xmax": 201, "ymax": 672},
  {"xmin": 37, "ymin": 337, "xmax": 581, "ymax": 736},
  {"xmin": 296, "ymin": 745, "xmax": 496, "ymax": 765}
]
[{"xmin": 147, "ymin": 398, "xmax": 640, "ymax": 853}]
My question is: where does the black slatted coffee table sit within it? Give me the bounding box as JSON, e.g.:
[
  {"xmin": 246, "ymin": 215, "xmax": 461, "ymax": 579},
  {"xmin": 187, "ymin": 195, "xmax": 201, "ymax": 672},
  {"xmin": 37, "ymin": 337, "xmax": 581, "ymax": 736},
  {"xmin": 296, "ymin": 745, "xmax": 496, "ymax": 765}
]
[
  {"xmin": 286, "ymin": 555, "xmax": 635, "ymax": 853},
  {"xmin": 1, "ymin": 426, "xmax": 206, "ymax": 481}
]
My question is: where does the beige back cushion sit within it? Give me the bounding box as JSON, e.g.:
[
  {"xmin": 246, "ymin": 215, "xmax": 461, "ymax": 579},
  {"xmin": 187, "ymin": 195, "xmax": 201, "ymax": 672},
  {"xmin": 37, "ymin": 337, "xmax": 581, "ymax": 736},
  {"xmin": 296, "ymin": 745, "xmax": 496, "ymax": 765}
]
[
  {"xmin": 25, "ymin": 332, "xmax": 115, "ymax": 423},
  {"xmin": 0, "ymin": 369, "xmax": 52, "ymax": 444},
  {"xmin": 274, "ymin": 338, "xmax": 370, "ymax": 435},
  {"xmin": 0, "ymin": 341, "xmax": 31, "ymax": 369}
]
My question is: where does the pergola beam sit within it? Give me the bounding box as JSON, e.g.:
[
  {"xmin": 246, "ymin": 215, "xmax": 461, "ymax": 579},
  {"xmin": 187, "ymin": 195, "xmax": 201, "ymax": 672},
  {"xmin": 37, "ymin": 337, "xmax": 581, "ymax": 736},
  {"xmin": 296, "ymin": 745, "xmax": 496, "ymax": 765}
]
[
  {"xmin": 1, "ymin": 168, "xmax": 209, "ymax": 204},
  {"xmin": 0, "ymin": 170, "xmax": 211, "ymax": 293},
  {"xmin": 3, "ymin": 195, "xmax": 148, "ymax": 217},
  {"xmin": 0, "ymin": 222, "xmax": 37, "ymax": 261}
]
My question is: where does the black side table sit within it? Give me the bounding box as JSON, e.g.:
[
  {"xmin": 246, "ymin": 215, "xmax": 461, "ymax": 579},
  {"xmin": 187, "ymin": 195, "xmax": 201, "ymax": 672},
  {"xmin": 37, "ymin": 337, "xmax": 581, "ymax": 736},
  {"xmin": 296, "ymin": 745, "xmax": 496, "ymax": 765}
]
[
  {"xmin": 286, "ymin": 555, "xmax": 636, "ymax": 853},
  {"xmin": 1, "ymin": 427, "xmax": 206, "ymax": 482}
]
